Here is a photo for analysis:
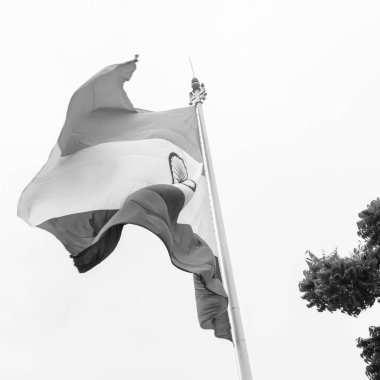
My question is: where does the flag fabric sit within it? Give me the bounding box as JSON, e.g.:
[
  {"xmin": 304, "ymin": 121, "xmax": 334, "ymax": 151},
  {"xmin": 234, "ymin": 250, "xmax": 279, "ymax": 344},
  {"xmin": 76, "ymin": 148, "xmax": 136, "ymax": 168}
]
[{"xmin": 17, "ymin": 59, "xmax": 232, "ymax": 340}]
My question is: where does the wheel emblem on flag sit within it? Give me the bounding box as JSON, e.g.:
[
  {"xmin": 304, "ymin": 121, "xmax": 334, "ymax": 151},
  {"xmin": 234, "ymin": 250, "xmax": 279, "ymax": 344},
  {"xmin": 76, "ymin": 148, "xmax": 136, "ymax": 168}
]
[{"xmin": 169, "ymin": 152, "xmax": 196, "ymax": 192}]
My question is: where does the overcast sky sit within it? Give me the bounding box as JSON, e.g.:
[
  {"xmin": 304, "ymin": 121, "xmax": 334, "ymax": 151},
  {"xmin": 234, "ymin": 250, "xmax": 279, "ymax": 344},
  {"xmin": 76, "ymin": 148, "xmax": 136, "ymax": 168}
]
[{"xmin": 2, "ymin": 1, "xmax": 380, "ymax": 379}]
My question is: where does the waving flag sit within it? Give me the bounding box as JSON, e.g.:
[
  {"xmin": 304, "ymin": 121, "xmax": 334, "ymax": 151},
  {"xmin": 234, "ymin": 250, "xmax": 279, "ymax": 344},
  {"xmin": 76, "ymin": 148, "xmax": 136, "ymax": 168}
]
[{"xmin": 17, "ymin": 58, "xmax": 231, "ymax": 340}]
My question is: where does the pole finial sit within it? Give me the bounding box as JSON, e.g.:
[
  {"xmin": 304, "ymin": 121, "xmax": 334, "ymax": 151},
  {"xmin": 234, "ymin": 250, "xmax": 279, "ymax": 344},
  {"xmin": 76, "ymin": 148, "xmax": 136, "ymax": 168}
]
[{"xmin": 189, "ymin": 78, "xmax": 207, "ymax": 105}]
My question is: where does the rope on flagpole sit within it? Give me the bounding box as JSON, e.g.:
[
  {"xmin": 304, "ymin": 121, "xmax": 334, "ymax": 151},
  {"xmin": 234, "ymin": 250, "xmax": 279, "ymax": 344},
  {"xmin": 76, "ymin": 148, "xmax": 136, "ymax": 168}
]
[{"xmin": 189, "ymin": 78, "xmax": 253, "ymax": 380}]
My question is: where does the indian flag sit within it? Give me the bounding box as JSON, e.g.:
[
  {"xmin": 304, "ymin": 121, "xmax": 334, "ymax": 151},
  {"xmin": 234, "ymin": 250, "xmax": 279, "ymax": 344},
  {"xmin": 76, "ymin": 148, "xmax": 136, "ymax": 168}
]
[{"xmin": 17, "ymin": 58, "xmax": 231, "ymax": 341}]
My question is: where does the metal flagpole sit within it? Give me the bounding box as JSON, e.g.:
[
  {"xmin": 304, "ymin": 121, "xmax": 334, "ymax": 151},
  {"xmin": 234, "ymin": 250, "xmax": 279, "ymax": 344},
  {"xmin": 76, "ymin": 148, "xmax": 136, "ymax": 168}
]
[{"xmin": 189, "ymin": 78, "xmax": 253, "ymax": 380}]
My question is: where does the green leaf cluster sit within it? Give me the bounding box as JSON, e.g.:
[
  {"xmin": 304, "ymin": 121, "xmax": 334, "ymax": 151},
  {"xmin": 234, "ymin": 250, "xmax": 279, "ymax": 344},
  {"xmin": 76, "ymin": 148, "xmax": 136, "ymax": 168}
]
[
  {"xmin": 299, "ymin": 247, "xmax": 380, "ymax": 316},
  {"xmin": 358, "ymin": 198, "xmax": 380, "ymax": 246},
  {"xmin": 299, "ymin": 198, "xmax": 380, "ymax": 378},
  {"xmin": 357, "ymin": 326, "xmax": 380, "ymax": 380}
]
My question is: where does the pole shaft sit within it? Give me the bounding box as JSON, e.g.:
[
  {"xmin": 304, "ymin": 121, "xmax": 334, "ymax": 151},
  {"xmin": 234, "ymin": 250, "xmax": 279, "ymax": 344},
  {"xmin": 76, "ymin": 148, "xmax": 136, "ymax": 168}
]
[{"xmin": 195, "ymin": 100, "xmax": 253, "ymax": 380}]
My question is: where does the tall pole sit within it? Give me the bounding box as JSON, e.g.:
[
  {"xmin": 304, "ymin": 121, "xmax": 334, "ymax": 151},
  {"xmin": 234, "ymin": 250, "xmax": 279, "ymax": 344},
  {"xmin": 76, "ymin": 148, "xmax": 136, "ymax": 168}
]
[{"xmin": 190, "ymin": 78, "xmax": 253, "ymax": 380}]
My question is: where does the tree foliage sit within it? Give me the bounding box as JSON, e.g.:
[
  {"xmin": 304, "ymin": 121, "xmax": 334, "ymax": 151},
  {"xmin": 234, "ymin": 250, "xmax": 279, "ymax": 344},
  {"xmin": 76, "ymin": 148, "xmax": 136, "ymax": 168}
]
[
  {"xmin": 357, "ymin": 326, "xmax": 380, "ymax": 380},
  {"xmin": 299, "ymin": 198, "xmax": 380, "ymax": 378},
  {"xmin": 358, "ymin": 198, "xmax": 380, "ymax": 247},
  {"xmin": 299, "ymin": 247, "xmax": 380, "ymax": 316}
]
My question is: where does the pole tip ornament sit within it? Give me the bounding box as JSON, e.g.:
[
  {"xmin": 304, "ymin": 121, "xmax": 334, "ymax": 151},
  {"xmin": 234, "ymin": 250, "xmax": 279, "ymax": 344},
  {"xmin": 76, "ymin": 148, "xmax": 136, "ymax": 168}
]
[
  {"xmin": 189, "ymin": 77, "xmax": 207, "ymax": 105},
  {"xmin": 191, "ymin": 77, "xmax": 200, "ymax": 91}
]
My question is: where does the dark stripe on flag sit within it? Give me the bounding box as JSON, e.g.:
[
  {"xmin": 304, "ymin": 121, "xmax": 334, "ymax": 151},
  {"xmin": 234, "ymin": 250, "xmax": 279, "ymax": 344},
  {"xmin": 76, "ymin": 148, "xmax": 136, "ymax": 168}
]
[
  {"xmin": 194, "ymin": 257, "xmax": 231, "ymax": 340},
  {"xmin": 39, "ymin": 210, "xmax": 118, "ymax": 255},
  {"xmin": 39, "ymin": 184, "xmax": 231, "ymax": 340}
]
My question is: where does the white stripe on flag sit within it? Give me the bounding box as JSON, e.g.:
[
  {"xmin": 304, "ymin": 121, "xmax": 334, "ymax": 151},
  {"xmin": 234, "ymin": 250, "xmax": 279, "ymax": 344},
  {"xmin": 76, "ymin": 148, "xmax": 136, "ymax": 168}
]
[
  {"xmin": 18, "ymin": 138, "xmax": 202, "ymax": 225},
  {"xmin": 18, "ymin": 139, "xmax": 217, "ymax": 255}
]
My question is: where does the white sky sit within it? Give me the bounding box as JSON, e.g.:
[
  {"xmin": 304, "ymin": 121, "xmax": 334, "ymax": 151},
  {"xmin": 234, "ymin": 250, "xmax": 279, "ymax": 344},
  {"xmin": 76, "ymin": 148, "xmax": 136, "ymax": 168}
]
[{"xmin": 1, "ymin": 1, "xmax": 380, "ymax": 379}]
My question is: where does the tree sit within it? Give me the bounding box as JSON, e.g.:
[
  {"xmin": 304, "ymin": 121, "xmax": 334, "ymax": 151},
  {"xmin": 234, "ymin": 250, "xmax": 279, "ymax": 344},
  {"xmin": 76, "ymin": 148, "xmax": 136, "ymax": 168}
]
[
  {"xmin": 299, "ymin": 198, "xmax": 380, "ymax": 378},
  {"xmin": 357, "ymin": 326, "xmax": 380, "ymax": 380}
]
